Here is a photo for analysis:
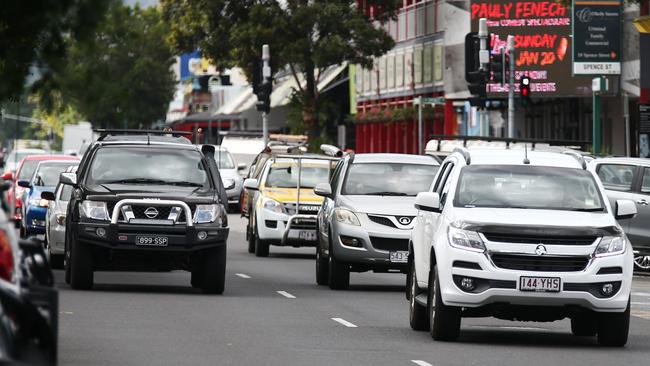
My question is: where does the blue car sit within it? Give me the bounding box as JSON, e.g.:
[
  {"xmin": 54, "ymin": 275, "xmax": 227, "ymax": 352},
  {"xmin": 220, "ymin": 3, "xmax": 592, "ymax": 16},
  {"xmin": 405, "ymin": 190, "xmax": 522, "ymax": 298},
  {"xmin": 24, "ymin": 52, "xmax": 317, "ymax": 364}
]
[{"xmin": 18, "ymin": 160, "xmax": 79, "ymax": 237}]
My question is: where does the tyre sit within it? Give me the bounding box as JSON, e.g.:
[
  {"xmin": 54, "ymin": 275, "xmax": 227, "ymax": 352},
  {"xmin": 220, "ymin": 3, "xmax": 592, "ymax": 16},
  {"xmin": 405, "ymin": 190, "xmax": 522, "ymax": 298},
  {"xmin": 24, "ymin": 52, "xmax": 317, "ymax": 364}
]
[
  {"xmin": 64, "ymin": 245, "xmax": 71, "ymax": 284},
  {"xmin": 69, "ymin": 235, "xmax": 94, "ymax": 290},
  {"xmin": 254, "ymin": 231, "xmax": 269, "ymax": 257},
  {"xmin": 315, "ymin": 247, "xmax": 329, "ymax": 286},
  {"xmin": 427, "ymin": 265, "xmax": 461, "ymax": 341},
  {"xmin": 328, "ymin": 246, "xmax": 349, "ymax": 290},
  {"xmin": 597, "ymin": 298, "xmax": 630, "ymax": 347},
  {"xmin": 247, "ymin": 225, "xmax": 255, "ymax": 254},
  {"xmin": 19, "ymin": 224, "xmax": 27, "ymax": 239},
  {"xmin": 190, "ymin": 268, "xmax": 203, "ymax": 288},
  {"xmin": 571, "ymin": 313, "xmax": 597, "ymax": 336},
  {"xmin": 49, "ymin": 254, "xmax": 64, "ymax": 270},
  {"xmin": 409, "ymin": 260, "xmax": 429, "ymax": 331},
  {"xmin": 200, "ymin": 245, "xmax": 227, "ymax": 294}
]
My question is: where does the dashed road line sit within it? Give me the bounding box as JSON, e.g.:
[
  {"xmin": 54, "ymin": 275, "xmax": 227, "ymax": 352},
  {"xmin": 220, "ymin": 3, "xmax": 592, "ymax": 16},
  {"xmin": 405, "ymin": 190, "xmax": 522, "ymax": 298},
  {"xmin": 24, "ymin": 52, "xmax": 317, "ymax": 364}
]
[
  {"xmin": 412, "ymin": 360, "xmax": 433, "ymax": 366},
  {"xmin": 235, "ymin": 273, "xmax": 251, "ymax": 279},
  {"xmin": 276, "ymin": 290, "xmax": 296, "ymax": 299},
  {"xmin": 631, "ymin": 301, "xmax": 650, "ymax": 306},
  {"xmin": 331, "ymin": 317, "xmax": 357, "ymax": 328},
  {"xmin": 632, "ymin": 310, "xmax": 650, "ymax": 320},
  {"xmin": 632, "ymin": 292, "xmax": 650, "ymax": 297}
]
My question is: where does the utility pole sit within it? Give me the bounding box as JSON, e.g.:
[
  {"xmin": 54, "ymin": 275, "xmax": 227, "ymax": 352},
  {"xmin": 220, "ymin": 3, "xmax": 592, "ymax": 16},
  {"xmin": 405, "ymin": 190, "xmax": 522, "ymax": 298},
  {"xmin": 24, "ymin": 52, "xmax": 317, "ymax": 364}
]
[
  {"xmin": 592, "ymin": 76, "xmax": 608, "ymax": 156},
  {"xmin": 261, "ymin": 44, "xmax": 271, "ymax": 146},
  {"xmin": 507, "ymin": 35, "xmax": 515, "ymax": 138},
  {"xmin": 415, "ymin": 96, "xmax": 423, "ymax": 154}
]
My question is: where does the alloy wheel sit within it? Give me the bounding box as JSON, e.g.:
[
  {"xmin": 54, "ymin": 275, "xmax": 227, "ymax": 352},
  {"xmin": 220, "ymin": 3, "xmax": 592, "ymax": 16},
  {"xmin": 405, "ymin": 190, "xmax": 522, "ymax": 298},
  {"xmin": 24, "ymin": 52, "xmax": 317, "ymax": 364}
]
[{"xmin": 634, "ymin": 255, "xmax": 650, "ymax": 270}]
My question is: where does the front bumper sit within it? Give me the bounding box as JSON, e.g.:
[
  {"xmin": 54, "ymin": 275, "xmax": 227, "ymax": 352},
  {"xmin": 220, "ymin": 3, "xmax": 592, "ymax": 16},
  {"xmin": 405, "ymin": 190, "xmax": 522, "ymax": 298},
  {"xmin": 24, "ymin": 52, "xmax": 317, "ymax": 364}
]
[
  {"xmin": 256, "ymin": 208, "xmax": 317, "ymax": 247},
  {"xmin": 225, "ymin": 182, "xmax": 243, "ymax": 204},
  {"xmin": 25, "ymin": 205, "xmax": 47, "ymax": 233},
  {"xmin": 331, "ymin": 213, "xmax": 411, "ymax": 270},
  {"xmin": 49, "ymin": 222, "xmax": 66, "ymax": 255},
  {"xmin": 430, "ymin": 242, "xmax": 633, "ymax": 313}
]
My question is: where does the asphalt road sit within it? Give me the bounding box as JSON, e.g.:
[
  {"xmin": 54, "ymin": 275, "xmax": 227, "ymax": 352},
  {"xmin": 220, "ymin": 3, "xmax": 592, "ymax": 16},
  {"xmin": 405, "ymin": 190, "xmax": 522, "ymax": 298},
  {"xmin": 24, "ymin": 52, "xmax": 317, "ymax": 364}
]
[{"xmin": 56, "ymin": 214, "xmax": 650, "ymax": 366}]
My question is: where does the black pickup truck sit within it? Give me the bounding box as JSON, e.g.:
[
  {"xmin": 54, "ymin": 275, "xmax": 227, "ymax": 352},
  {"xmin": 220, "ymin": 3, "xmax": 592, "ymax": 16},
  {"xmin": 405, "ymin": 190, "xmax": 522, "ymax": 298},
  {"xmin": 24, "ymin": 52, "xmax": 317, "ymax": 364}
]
[{"xmin": 61, "ymin": 130, "xmax": 230, "ymax": 294}]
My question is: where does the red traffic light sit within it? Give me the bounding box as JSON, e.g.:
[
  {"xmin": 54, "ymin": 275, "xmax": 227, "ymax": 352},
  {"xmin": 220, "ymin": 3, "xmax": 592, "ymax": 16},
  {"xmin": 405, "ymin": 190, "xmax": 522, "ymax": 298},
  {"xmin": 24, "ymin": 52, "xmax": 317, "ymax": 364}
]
[
  {"xmin": 521, "ymin": 87, "xmax": 529, "ymax": 97},
  {"xmin": 519, "ymin": 76, "xmax": 531, "ymax": 99}
]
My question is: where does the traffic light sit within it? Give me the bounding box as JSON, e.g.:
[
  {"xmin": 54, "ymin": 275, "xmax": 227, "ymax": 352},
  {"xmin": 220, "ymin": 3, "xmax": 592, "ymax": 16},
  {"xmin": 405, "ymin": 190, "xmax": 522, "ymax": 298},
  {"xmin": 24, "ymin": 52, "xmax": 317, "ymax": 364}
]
[
  {"xmin": 465, "ymin": 32, "xmax": 487, "ymax": 107},
  {"xmin": 520, "ymin": 76, "xmax": 531, "ymax": 106},
  {"xmin": 252, "ymin": 59, "xmax": 272, "ymax": 113},
  {"xmin": 489, "ymin": 47, "xmax": 508, "ymax": 86}
]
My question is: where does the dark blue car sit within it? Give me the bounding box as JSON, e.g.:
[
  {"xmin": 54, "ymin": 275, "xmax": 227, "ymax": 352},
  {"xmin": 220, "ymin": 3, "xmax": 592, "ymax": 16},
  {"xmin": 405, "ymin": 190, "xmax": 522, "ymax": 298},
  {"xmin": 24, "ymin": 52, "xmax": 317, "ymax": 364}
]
[{"xmin": 18, "ymin": 160, "xmax": 79, "ymax": 237}]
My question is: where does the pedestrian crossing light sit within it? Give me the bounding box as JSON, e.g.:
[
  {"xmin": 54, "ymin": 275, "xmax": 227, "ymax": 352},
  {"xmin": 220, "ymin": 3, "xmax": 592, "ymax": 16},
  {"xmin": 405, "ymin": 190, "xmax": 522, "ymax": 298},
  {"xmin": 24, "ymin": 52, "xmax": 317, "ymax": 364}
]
[{"xmin": 520, "ymin": 76, "xmax": 531, "ymax": 105}]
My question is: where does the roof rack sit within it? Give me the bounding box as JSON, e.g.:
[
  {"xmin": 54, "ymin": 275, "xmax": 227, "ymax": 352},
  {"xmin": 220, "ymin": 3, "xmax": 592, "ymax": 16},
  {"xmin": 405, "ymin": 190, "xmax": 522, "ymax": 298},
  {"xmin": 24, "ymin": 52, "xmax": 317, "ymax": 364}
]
[
  {"xmin": 453, "ymin": 147, "xmax": 471, "ymax": 165},
  {"xmin": 95, "ymin": 129, "xmax": 193, "ymax": 141},
  {"xmin": 427, "ymin": 134, "xmax": 590, "ymax": 151},
  {"xmin": 562, "ymin": 150, "xmax": 587, "ymax": 169}
]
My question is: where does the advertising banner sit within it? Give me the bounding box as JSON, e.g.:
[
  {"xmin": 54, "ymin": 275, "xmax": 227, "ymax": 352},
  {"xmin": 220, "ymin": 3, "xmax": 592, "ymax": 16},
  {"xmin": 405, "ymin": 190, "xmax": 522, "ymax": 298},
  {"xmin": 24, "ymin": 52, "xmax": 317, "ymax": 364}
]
[
  {"xmin": 572, "ymin": 0, "xmax": 622, "ymax": 75},
  {"xmin": 470, "ymin": 0, "xmax": 592, "ymax": 97}
]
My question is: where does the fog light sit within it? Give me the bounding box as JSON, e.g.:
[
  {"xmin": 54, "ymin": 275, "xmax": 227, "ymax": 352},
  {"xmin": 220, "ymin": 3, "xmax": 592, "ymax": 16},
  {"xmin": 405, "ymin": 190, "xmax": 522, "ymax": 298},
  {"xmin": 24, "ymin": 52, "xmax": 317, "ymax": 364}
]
[
  {"xmin": 460, "ymin": 277, "xmax": 476, "ymax": 291},
  {"xmin": 197, "ymin": 231, "xmax": 208, "ymax": 240},
  {"xmin": 601, "ymin": 283, "xmax": 614, "ymax": 296},
  {"xmin": 96, "ymin": 227, "xmax": 107, "ymax": 238},
  {"xmin": 340, "ymin": 235, "xmax": 362, "ymax": 248}
]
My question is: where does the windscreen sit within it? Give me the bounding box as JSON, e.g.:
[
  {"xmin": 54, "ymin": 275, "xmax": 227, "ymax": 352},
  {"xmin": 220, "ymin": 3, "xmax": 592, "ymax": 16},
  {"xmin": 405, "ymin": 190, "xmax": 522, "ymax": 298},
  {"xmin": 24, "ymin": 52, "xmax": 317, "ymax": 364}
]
[
  {"xmin": 265, "ymin": 159, "xmax": 331, "ymax": 189},
  {"xmin": 342, "ymin": 163, "xmax": 438, "ymax": 196},
  {"xmin": 35, "ymin": 163, "xmax": 77, "ymax": 186},
  {"xmin": 18, "ymin": 160, "xmax": 39, "ymax": 180},
  {"xmin": 454, "ymin": 165, "xmax": 604, "ymax": 211},
  {"xmin": 86, "ymin": 147, "xmax": 209, "ymax": 188}
]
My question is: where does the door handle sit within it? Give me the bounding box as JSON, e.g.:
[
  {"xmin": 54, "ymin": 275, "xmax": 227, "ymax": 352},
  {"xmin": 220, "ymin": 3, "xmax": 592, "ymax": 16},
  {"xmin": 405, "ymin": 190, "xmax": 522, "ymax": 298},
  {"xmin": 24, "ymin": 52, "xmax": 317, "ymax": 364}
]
[{"xmin": 637, "ymin": 199, "xmax": 649, "ymax": 206}]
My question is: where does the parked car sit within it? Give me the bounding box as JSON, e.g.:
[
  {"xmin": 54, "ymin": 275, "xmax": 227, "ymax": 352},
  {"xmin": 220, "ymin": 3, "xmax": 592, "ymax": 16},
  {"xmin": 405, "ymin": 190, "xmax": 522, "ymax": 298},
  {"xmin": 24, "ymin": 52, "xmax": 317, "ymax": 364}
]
[
  {"xmin": 0, "ymin": 181, "xmax": 58, "ymax": 364},
  {"xmin": 314, "ymin": 154, "xmax": 439, "ymax": 289},
  {"xmin": 408, "ymin": 148, "xmax": 635, "ymax": 346},
  {"xmin": 589, "ymin": 157, "xmax": 650, "ymax": 271},
  {"xmin": 201, "ymin": 145, "xmax": 246, "ymax": 211},
  {"xmin": 4, "ymin": 155, "xmax": 78, "ymax": 228},
  {"xmin": 63, "ymin": 130, "xmax": 230, "ymax": 293},
  {"xmin": 243, "ymin": 153, "xmax": 339, "ymax": 257},
  {"xmin": 18, "ymin": 160, "xmax": 80, "ymax": 238},
  {"xmin": 43, "ymin": 166, "xmax": 78, "ymax": 269}
]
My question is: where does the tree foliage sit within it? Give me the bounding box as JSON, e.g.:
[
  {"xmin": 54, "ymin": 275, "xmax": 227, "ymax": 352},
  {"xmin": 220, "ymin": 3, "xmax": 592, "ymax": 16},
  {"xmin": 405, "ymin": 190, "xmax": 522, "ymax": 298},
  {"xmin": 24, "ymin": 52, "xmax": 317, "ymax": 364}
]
[
  {"xmin": 0, "ymin": 0, "xmax": 110, "ymax": 102},
  {"xmin": 47, "ymin": 2, "xmax": 176, "ymax": 128},
  {"xmin": 162, "ymin": 0, "xmax": 400, "ymax": 139}
]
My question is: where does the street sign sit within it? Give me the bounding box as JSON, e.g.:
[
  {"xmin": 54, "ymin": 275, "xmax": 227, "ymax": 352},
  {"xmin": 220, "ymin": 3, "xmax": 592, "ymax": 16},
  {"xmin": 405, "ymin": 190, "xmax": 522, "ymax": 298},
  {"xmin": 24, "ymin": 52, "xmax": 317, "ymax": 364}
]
[
  {"xmin": 572, "ymin": 0, "xmax": 622, "ymax": 75},
  {"xmin": 419, "ymin": 97, "xmax": 445, "ymax": 105}
]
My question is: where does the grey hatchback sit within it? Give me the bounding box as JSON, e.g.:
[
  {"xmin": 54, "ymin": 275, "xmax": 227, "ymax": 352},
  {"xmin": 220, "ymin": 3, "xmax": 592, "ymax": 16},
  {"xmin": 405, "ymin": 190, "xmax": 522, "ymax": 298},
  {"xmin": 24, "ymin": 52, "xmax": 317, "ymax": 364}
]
[{"xmin": 590, "ymin": 157, "xmax": 650, "ymax": 270}]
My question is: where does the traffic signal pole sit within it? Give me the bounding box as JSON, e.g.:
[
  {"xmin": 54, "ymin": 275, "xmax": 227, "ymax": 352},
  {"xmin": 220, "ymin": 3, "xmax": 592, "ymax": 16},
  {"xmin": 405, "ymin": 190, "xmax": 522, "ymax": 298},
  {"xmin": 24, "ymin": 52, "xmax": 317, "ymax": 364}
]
[
  {"xmin": 478, "ymin": 19, "xmax": 489, "ymax": 136},
  {"xmin": 262, "ymin": 45, "xmax": 271, "ymax": 146},
  {"xmin": 507, "ymin": 35, "xmax": 515, "ymax": 138}
]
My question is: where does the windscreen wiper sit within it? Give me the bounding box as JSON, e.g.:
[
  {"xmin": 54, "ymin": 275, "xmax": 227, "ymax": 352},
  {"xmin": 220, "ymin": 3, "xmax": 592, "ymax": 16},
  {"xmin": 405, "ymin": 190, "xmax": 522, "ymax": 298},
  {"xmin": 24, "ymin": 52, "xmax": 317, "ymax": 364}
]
[
  {"xmin": 167, "ymin": 181, "xmax": 204, "ymax": 187},
  {"xmin": 364, "ymin": 191, "xmax": 409, "ymax": 196},
  {"xmin": 569, "ymin": 207, "xmax": 605, "ymax": 212},
  {"xmin": 104, "ymin": 178, "xmax": 167, "ymax": 185}
]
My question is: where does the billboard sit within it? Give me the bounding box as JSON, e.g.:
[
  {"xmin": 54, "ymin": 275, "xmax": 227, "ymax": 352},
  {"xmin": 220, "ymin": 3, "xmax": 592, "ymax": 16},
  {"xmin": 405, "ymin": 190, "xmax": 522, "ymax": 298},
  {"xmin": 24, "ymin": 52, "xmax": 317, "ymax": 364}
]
[
  {"xmin": 572, "ymin": 0, "xmax": 622, "ymax": 75},
  {"xmin": 470, "ymin": 0, "xmax": 592, "ymax": 97}
]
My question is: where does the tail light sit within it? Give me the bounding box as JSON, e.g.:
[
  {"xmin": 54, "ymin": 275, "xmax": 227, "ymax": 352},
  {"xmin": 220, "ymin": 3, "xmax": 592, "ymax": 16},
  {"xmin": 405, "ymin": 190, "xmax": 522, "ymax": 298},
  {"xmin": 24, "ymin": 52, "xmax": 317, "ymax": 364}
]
[{"xmin": 0, "ymin": 229, "xmax": 15, "ymax": 283}]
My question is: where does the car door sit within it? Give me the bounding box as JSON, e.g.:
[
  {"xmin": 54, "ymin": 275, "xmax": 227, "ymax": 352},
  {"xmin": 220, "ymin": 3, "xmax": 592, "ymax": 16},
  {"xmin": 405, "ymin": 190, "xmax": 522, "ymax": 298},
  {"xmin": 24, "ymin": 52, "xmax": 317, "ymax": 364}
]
[
  {"xmin": 414, "ymin": 159, "xmax": 456, "ymax": 284},
  {"xmin": 596, "ymin": 163, "xmax": 638, "ymax": 233},
  {"xmin": 624, "ymin": 166, "xmax": 650, "ymax": 253},
  {"xmin": 319, "ymin": 159, "xmax": 344, "ymax": 249}
]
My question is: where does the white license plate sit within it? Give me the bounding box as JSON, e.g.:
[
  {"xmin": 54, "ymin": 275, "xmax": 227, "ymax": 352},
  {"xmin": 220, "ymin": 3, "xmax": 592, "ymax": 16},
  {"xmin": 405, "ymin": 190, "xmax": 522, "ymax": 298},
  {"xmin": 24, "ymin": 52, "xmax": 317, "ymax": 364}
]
[
  {"xmin": 519, "ymin": 276, "xmax": 561, "ymax": 292},
  {"xmin": 389, "ymin": 251, "xmax": 409, "ymax": 263},
  {"xmin": 288, "ymin": 230, "xmax": 317, "ymax": 241},
  {"xmin": 135, "ymin": 236, "xmax": 169, "ymax": 247}
]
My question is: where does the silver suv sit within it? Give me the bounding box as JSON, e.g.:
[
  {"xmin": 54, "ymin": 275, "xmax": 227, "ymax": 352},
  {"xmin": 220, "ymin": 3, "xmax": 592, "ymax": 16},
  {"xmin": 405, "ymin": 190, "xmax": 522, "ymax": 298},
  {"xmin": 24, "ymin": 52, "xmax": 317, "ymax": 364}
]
[{"xmin": 589, "ymin": 158, "xmax": 650, "ymax": 270}]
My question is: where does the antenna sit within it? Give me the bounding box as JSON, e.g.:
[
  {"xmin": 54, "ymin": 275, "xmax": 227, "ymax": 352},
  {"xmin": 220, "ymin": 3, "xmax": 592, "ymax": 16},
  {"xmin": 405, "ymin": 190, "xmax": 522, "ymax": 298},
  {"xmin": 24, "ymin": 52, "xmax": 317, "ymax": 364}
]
[{"xmin": 523, "ymin": 144, "xmax": 530, "ymax": 164}]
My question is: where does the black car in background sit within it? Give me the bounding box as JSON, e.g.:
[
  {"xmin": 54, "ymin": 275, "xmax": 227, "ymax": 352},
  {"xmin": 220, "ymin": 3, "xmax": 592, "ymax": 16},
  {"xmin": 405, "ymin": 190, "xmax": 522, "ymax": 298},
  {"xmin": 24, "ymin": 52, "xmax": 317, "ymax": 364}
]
[{"xmin": 62, "ymin": 130, "xmax": 230, "ymax": 294}]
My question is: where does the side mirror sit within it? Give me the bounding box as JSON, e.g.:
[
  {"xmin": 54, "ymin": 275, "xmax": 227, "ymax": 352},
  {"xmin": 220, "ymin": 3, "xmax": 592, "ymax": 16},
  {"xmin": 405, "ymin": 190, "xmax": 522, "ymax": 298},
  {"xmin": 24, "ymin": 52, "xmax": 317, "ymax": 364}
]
[
  {"xmin": 615, "ymin": 199, "xmax": 637, "ymax": 220},
  {"xmin": 237, "ymin": 163, "xmax": 247, "ymax": 171},
  {"xmin": 243, "ymin": 178, "xmax": 259, "ymax": 190},
  {"xmin": 314, "ymin": 183, "xmax": 333, "ymax": 197},
  {"xmin": 17, "ymin": 180, "xmax": 31, "ymax": 188},
  {"xmin": 1, "ymin": 171, "xmax": 13, "ymax": 181},
  {"xmin": 41, "ymin": 191, "xmax": 55, "ymax": 201},
  {"xmin": 60, "ymin": 172, "xmax": 77, "ymax": 186},
  {"xmin": 415, "ymin": 192, "xmax": 441, "ymax": 213}
]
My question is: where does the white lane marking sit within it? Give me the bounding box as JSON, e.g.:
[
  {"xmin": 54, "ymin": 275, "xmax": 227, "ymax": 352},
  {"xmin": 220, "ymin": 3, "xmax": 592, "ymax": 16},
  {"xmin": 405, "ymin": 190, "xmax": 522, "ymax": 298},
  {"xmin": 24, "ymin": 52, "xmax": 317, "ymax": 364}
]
[
  {"xmin": 632, "ymin": 292, "xmax": 650, "ymax": 297},
  {"xmin": 235, "ymin": 273, "xmax": 251, "ymax": 279},
  {"xmin": 632, "ymin": 310, "xmax": 650, "ymax": 320},
  {"xmin": 276, "ymin": 290, "xmax": 296, "ymax": 299},
  {"xmin": 412, "ymin": 361, "xmax": 433, "ymax": 366},
  {"xmin": 331, "ymin": 317, "xmax": 357, "ymax": 328},
  {"xmin": 631, "ymin": 301, "xmax": 650, "ymax": 306}
]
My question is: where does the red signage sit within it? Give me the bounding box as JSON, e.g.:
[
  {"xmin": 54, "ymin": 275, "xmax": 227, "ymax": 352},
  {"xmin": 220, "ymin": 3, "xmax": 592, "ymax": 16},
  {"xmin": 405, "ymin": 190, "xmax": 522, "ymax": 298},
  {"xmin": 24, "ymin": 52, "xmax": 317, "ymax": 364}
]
[{"xmin": 471, "ymin": 0, "xmax": 591, "ymax": 97}]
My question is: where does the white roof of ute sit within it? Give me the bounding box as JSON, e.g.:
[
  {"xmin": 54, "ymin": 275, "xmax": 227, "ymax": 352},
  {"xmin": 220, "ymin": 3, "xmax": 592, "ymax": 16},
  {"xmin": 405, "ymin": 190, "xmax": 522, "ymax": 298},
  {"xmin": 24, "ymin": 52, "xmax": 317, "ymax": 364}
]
[
  {"xmin": 353, "ymin": 153, "xmax": 439, "ymax": 165},
  {"xmin": 461, "ymin": 149, "xmax": 585, "ymax": 169}
]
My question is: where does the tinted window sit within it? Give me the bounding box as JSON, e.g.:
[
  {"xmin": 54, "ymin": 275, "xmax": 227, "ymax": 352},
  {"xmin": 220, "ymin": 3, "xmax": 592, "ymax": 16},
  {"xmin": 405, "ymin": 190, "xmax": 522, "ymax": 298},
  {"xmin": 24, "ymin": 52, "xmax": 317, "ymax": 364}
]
[
  {"xmin": 86, "ymin": 147, "xmax": 209, "ymax": 188},
  {"xmin": 642, "ymin": 168, "xmax": 650, "ymax": 193},
  {"xmin": 342, "ymin": 163, "xmax": 438, "ymax": 196},
  {"xmin": 455, "ymin": 165, "xmax": 604, "ymax": 211},
  {"xmin": 597, "ymin": 164, "xmax": 635, "ymax": 191}
]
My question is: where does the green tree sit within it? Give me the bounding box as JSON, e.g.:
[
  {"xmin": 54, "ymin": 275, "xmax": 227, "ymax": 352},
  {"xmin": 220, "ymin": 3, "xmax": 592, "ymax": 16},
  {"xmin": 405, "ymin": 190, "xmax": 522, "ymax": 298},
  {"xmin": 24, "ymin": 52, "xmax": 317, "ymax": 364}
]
[
  {"xmin": 162, "ymin": 0, "xmax": 399, "ymax": 141},
  {"xmin": 0, "ymin": 0, "xmax": 110, "ymax": 102},
  {"xmin": 49, "ymin": 2, "xmax": 176, "ymax": 128},
  {"xmin": 29, "ymin": 92, "xmax": 86, "ymax": 150}
]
